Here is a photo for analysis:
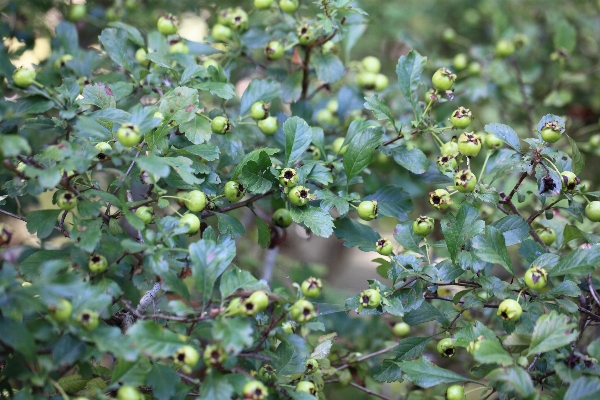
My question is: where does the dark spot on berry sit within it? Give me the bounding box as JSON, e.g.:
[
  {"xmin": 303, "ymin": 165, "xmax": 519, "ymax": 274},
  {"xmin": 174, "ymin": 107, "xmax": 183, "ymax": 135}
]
[
  {"xmin": 245, "ymin": 302, "xmax": 254, "ymax": 311},
  {"xmin": 92, "ymin": 255, "xmax": 101, "ymax": 263},
  {"xmin": 284, "ymin": 170, "xmax": 294, "ymax": 179},
  {"xmin": 303, "ymin": 307, "xmax": 311, "ymax": 316},
  {"xmin": 300, "ymin": 190, "xmax": 308, "ymax": 198},
  {"xmin": 432, "ymin": 196, "xmax": 441, "ymax": 204},
  {"xmin": 81, "ymin": 313, "xmax": 90, "ymax": 321},
  {"xmin": 377, "ymin": 239, "xmax": 386, "ymax": 247},
  {"xmin": 445, "ymin": 348, "xmax": 455, "ymax": 356},
  {"xmin": 177, "ymin": 353, "xmax": 185, "ymax": 361}
]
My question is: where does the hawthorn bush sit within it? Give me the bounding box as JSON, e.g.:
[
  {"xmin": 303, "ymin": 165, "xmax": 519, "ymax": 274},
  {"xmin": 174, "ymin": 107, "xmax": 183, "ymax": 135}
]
[{"xmin": 2, "ymin": 1, "xmax": 600, "ymax": 400}]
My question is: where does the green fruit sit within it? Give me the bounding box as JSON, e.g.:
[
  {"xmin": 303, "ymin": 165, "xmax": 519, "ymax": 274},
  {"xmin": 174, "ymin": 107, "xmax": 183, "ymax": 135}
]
[
  {"xmin": 135, "ymin": 206, "xmax": 154, "ymax": 224},
  {"xmin": 254, "ymin": 0, "xmax": 274, "ymax": 10},
  {"xmin": 436, "ymin": 338, "xmax": 456, "ymax": 358},
  {"xmin": 497, "ymin": 299, "xmax": 522, "ymax": 321},
  {"xmin": 135, "ymin": 48, "xmax": 151, "ymax": 67},
  {"xmin": 392, "ymin": 322, "xmax": 410, "ymax": 337},
  {"xmin": 95, "ymin": 142, "xmax": 112, "ymax": 160},
  {"xmin": 484, "ymin": 133, "xmax": 503, "ymax": 150},
  {"xmin": 57, "ymin": 191, "xmax": 78, "ymax": 211},
  {"xmin": 185, "ymin": 190, "xmax": 207, "ymax": 212},
  {"xmin": 468, "ymin": 61, "xmax": 482, "ymax": 75},
  {"xmin": 440, "ymin": 141, "xmax": 459, "ymax": 157},
  {"xmin": 12, "ymin": 67, "xmax": 36, "ymax": 88},
  {"xmin": 203, "ymin": 344, "xmax": 227, "ymax": 366},
  {"xmin": 457, "ymin": 132, "xmax": 482, "ymax": 157},
  {"xmin": 359, "ymin": 288, "xmax": 381, "ymax": 309},
  {"xmin": 589, "ymin": 134, "xmax": 600, "ymax": 149},
  {"xmin": 279, "ymin": 0, "xmax": 299, "ymax": 13},
  {"xmin": 125, "ymin": 0, "xmax": 138, "ymax": 11},
  {"xmin": 467, "ymin": 335, "xmax": 484, "ymax": 354},
  {"xmin": 265, "ymin": 41, "xmax": 284, "ymax": 61},
  {"xmin": 89, "ymin": 254, "xmax": 108, "ymax": 274},
  {"xmin": 174, "ymin": 345, "xmax": 200, "ymax": 367},
  {"xmin": 524, "ymin": 266, "xmax": 548, "ymax": 290},
  {"xmin": 301, "ymin": 277, "xmax": 322, "ymax": 298},
  {"xmin": 217, "ymin": 8, "xmax": 233, "ymax": 25},
  {"xmin": 432, "ymin": 68, "xmax": 456, "ymax": 91},
  {"xmin": 273, "ymin": 208, "xmax": 293, "ymax": 228},
  {"xmin": 374, "ymin": 74, "xmax": 389, "ymax": 91},
  {"xmin": 257, "ymin": 364, "xmax": 276, "ymax": 382},
  {"xmin": 242, "ymin": 291, "xmax": 269, "ymax": 316},
  {"xmin": 281, "ymin": 321, "xmax": 295, "ymax": 334},
  {"xmin": 442, "ymin": 28, "xmax": 456, "ymax": 42},
  {"xmin": 49, "ymin": 298, "xmax": 72, "ymax": 322},
  {"xmin": 307, "ymin": 145, "xmax": 320, "ymax": 160},
  {"xmin": 297, "ymin": 23, "xmax": 315, "ymax": 45},
  {"xmin": 169, "ymin": 41, "xmax": 189, "ymax": 54},
  {"xmin": 429, "ymin": 189, "xmax": 453, "ymax": 210},
  {"xmin": 585, "ymin": 201, "xmax": 600, "ymax": 222},
  {"xmin": 437, "ymin": 155, "xmax": 457, "ymax": 173},
  {"xmin": 157, "ymin": 14, "xmax": 179, "ymax": 35},
  {"xmin": 116, "ymin": 386, "xmax": 142, "ymax": 400},
  {"xmin": 413, "ymin": 216, "xmax": 435, "ymax": 237},
  {"xmin": 211, "ymin": 23, "xmax": 233, "ymax": 42},
  {"xmin": 53, "ymin": 54, "xmax": 73, "ymax": 70},
  {"xmin": 376, "ymin": 238, "xmax": 393, "ymax": 256},
  {"xmin": 295, "ymin": 381, "xmax": 316, "ymax": 394},
  {"xmin": 224, "ymin": 181, "xmax": 245, "ymax": 202},
  {"xmin": 211, "ymin": 116, "xmax": 231, "ymax": 134},
  {"xmin": 540, "ymin": 121, "xmax": 563, "ymax": 143},
  {"xmin": 495, "ymin": 39, "xmax": 515, "ymax": 58},
  {"xmin": 450, "ymin": 107, "xmax": 473, "ymax": 129},
  {"xmin": 316, "ymin": 108, "xmax": 337, "ymax": 125},
  {"xmin": 446, "ymin": 385, "xmax": 465, "ymax": 400},
  {"xmin": 453, "ymin": 53, "xmax": 468, "ymax": 71},
  {"xmin": 67, "ymin": 4, "xmax": 87, "ymax": 22},
  {"xmin": 179, "ymin": 214, "xmax": 201, "ymax": 234},
  {"xmin": 561, "ymin": 171, "xmax": 579, "ymax": 192},
  {"xmin": 454, "ymin": 169, "xmax": 477, "ymax": 193},
  {"xmin": 258, "ymin": 116, "xmax": 278, "ymax": 135},
  {"xmin": 290, "ymin": 299, "xmax": 316, "ymax": 322},
  {"xmin": 362, "ymin": 56, "xmax": 381, "ymax": 73},
  {"xmin": 105, "ymin": 7, "xmax": 122, "ymax": 22},
  {"xmin": 279, "ymin": 168, "xmax": 299, "ymax": 188},
  {"xmin": 243, "ymin": 380, "xmax": 269, "ymax": 400},
  {"xmin": 289, "ymin": 186, "xmax": 311, "ymax": 207},
  {"xmin": 332, "ymin": 137, "xmax": 348, "ymax": 156},
  {"xmin": 536, "ymin": 227, "xmax": 556, "ymax": 246},
  {"xmin": 227, "ymin": 8, "xmax": 249, "ymax": 32},
  {"xmin": 305, "ymin": 358, "xmax": 319, "ymax": 374},
  {"xmin": 250, "ymin": 101, "xmax": 269, "ymax": 120},
  {"xmin": 117, "ymin": 124, "xmax": 142, "ymax": 147},
  {"xmin": 78, "ymin": 309, "xmax": 100, "ymax": 331},
  {"xmin": 356, "ymin": 71, "xmax": 377, "ymax": 90},
  {"xmin": 357, "ymin": 200, "xmax": 378, "ymax": 221}
]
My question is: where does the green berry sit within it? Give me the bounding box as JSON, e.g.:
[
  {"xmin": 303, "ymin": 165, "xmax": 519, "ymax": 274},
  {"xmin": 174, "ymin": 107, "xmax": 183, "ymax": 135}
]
[
  {"xmin": 250, "ymin": 101, "xmax": 269, "ymax": 120},
  {"xmin": 446, "ymin": 385, "xmax": 465, "ymax": 400},
  {"xmin": 585, "ymin": 201, "xmax": 600, "ymax": 222},
  {"xmin": 254, "ymin": 0, "xmax": 274, "ymax": 10},
  {"xmin": 57, "ymin": 191, "xmax": 78, "ymax": 211},
  {"xmin": 561, "ymin": 171, "xmax": 579, "ymax": 192},
  {"xmin": 296, "ymin": 381, "xmax": 316, "ymax": 395},
  {"xmin": 157, "ymin": 14, "xmax": 179, "ymax": 35},
  {"xmin": 116, "ymin": 386, "xmax": 142, "ymax": 400},
  {"xmin": 279, "ymin": 168, "xmax": 299, "ymax": 188},
  {"xmin": 436, "ymin": 338, "xmax": 456, "ymax": 358},
  {"xmin": 301, "ymin": 277, "xmax": 322, "ymax": 298},
  {"xmin": 174, "ymin": 345, "xmax": 200, "ymax": 367},
  {"xmin": 457, "ymin": 132, "xmax": 482, "ymax": 157},
  {"xmin": 450, "ymin": 107, "xmax": 473, "ymax": 129},
  {"xmin": 242, "ymin": 291, "xmax": 269, "ymax": 316},
  {"xmin": 117, "ymin": 124, "xmax": 142, "ymax": 147},
  {"xmin": 497, "ymin": 299, "xmax": 522, "ymax": 321},
  {"xmin": 437, "ymin": 155, "xmax": 457, "ymax": 173},
  {"xmin": 265, "ymin": 41, "xmax": 284, "ymax": 60},
  {"xmin": 374, "ymin": 74, "xmax": 389, "ymax": 91},
  {"xmin": 258, "ymin": 116, "xmax": 278, "ymax": 135},
  {"xmin": 297, "ymin": 23, "xmax": 315, "ymax": 45},
  {"xmin": 495, "ymin": 39, "xmax": 515, "ymax": 58},
  {"xmin": 305, "ymin": 358, "xmax": 319, "ymax": 374},
  {"xmin": 429, "ymin": 189, "xmax": 453, "ymax": 210},
  {"xmin": 88, "ymin": 254, "xmax": 108, "ymax": 274},
  {"xmin": 78, "ymin": 309, "xmax": 100, "ymax": 330},
  {"xmin": 453, "ymin": 53, "xmax": 468, "ymax": 71},
  {"xmin": 357, "ymin": 200, "xmax": 378, "ymax": 221},
  {"xmin": 12, "ymin": 67, "xmax": 36, "ymax": 88},
  {"xmin": 273, "ymin": 208, "xmax": 293, "ymax": 228},
  {"xmin": 211, "ymin": 116, "xmax": 231, "ymax": 134},
  {"xmin": 169, "ymin": 41, "xmax": 189, "ymax": 54},
  {"xmin": 49, "ymin": 298, "xmax": 72, "ymax": 322},
  {"xmin": 540, "ymin": 121, "xmax": 563, "ymax": 143},
  {"xmin": 432, "ymin": 67, "xmax": 456, "ymax": 91},
  {"xmin": 392, "ymin": 322, "xmax": 410, "ymax": 337},
  {"xmin": 359, "ymin": 288, "xmax": 381, "ymax": 309},
  {"xmin": 290, "ymin": 299, "xmax": 316, "ymax": 322},
  {"xmin": 289, "ymin": 186, "xmax": 311, "ymax": 207},
  {"xmin": 185, "ymin": 190, "xmax": 207, "ymax": 212},
  {"xmin": 203, "ymin": 344, "xmax": 227, "ymax": 366},
  {"xmin": 227, "ymin": 8, "xmax": 249, "ymax": 32},
  {"xmin": 242, "ymin": 380, "xmax": 268, "ymax": 400},
  {"xmin": 536, "ymin": 227, "xmax": 556, "ymax": 246},
  {"xmin": 484, "ymin": 133, "xmax": 503, "ymax": 150},
  {"xmin": 375, "ymin": 238, "xmax": 393, "ymax": 256},
  {"xmin": 224, "ymin": 181, "xmax": 246, "ymax": 202},
  {"xmin": 179, "ymin": 214, "xmax": 201, "ymax": 234},
  {"xmin": 454, "ymin": 169, "xmax": 477, "ymax": 193},
  {"xmin": 440, "ymin": 140, "xmax": 459, "ymax": 157},
  {"xmin": 524, "ymin": 266, "xmax": 548, "ymax": 290},
  {"xmin": 362, "ymin": 56, "xmax": 381, "ymax": 73},
  {"xmin": 67, "ymin": 4, "xmax": 87, "ymax": 22},
  {"xmin": 135, "ymin": 206, "xmax": 154, "ymax": 224},
  {"xmin": 413, "ymin": 216, "xmax": 435, "ymax": 237},
  {"xmin": 279, "ymin": 0, "xmax": 299, "ymax": 14},
  {"xmin": 211, "ymin": 24, "xmax": 233, "ymax": 42}
]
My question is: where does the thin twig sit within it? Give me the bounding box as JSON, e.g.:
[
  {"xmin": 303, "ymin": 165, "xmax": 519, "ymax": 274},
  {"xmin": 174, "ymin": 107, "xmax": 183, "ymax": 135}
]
[
  {"xmin": 0, "ymin": 208, "xmax": 70, "ymax": 237},
  {"xmin": 527, "ymin": 353, "xmax": 541, "ymax": 372},
  {"xmin": 336, "ymin": 343, "xmax": 399, "ymax": 371},
  {"xmin": 348, "ymin": 381, "xmax": 393, "ymax": 400},
  {"xmin": 588, "ymin": 275, "xmax": 600, "ymax": 308}
]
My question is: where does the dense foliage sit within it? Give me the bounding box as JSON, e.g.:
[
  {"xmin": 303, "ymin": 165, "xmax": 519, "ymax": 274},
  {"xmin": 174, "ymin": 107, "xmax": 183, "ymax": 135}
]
[{"xmin": 2, "ymin": 1, "xmax": 600, "ymax": 399}]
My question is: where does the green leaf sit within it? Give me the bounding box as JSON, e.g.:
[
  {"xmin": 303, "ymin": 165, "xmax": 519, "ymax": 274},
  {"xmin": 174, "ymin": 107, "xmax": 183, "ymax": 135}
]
[
  {"xmin": 396, "ymin": 50, "xmax": 427, "ymax": 114},
  {"xmin": 189, "ymin": 237, "xmax": 236, "ymax": 307},
  {"xmin": 364, "ymin": 184, "xmax": 413, "ymax": 220},
  {"xmin": 403, "ymin": 302, "xmax": 446, "ymax": 326},
  {"xmin": 284, "ymin": 116, "xmax": 313, "ymax": 166},
  {"xmin": 315, "ymin": 190, "xmax": 350, "ymax": 215},
  {"xmin": 484, "ymin": 123, "xmax": 521, "ymax": 152},
  {"xmin": 391, "ymin": 145, "xmax": 429, "ymax": 174},
  {"xmin": 364, "ymin": 94, "xmax": 396, "ymax": 127},
  {"xmin": 213, "ymin": 318, "xmax": 254, "ymax": 355},
  {"xmin": 441, "ymin": 204, "xmax": 485, "ymax": 263},
  {"xmin": 240, "ymin": 159, "xmax": 277, "ymax": 194},
  {"xmin": 240, "ymin": 79, "xmax": 281, "ymax": 115},
  {"xmin": 181, "ymin": 144, "xmax": 220, "ymax": 161},
  {"xmin": 110, "ymin": 360, "xmax": 151, "ymax": 386},
  {"xmin": 491, "ymin": 215, "xmax": 529, "ymax": 246},
  {"xmin": 57, "ymin": 374, "xmax": 89, "ymax": 394},
  {"xmin": 344, "ymin": 128, "xmax": 383, "ymax": 180},
  {"xmin": 219, "ymin": 267, "xmax": 264, "ymax": 299},
  {"xmin": 80, "ymin": 83, "xmax": 116, "ymax": 109},
  {"xmin": 99, "ymin": 28, "xmax": 133, "ymax": 72},
  {"xmin": 549, "ymin": 244, "xmax": 600, "ymax": 277},
  {"xmin": 527, "ymin": 310, "xmax": 578, "ymax": 357},
  {"xmin": 393, "ymin": 221, "xmax": 423, "ymax": 254},
  {"xmin": 0, "ymin": 318, "xmax": 36, "ymax": 361},
  {"xmin": 199, "ymin": 373, "xmax": 234, "ymax": 400},
  {"xmin": 108, "ymin": 21, "xmax": 145, "ymax": 47},
  {"xmin": 215, "ymin": 213, "xmax": 245, "ymax": 239},
  {"xmin": 290, "ymin": 206, "xmax": 334, "ymax": 238},
  {"xmin": 196, "ymin": 81, "xmax": 235, "ymax": 100},
  {"xmin": 56, "ymin": 22, "xmax": 79, "ymax": 56},
  {"xmin": 281, "ymin": 70, "xmax": 302, "ymax": 103},
  {"xmin": 564, "ymin": 377, "xmax": 600, "ymax": 400},
  {"xmin": 554, "ymin": 19, "xmax": 577, "ymax": 53},
  {"xmin": 180, "ymin": 116, "xmax": 212, "ymax": 145},
  {"xmin": 0, "ymin": 135, "xmax": 31, "ymax": 157},
  {"xmin": 158, "ymin": 86, "xmax": 199, "ymax": 124},
  {"xmin": 231, "ymin": 148, "xmax": 279, "ymax": 179},
  {"xmin": 566, "ymin": 134, "xmax": 584, "ymax": 175},
  {"xmin": 472, "ymin": 226, "xmax": 514, "ymax": 275},
  {"xmin": 473, "ymin": 340, "xmax": 514, "ymax": 367},
  {"xmin": 126, "ymin": 320, "xmax": 185, "ymax": 358},
  {"xmin": 26, "ymin": 209, "xmax": 61, "ymax": 239},
  {"xmin": 394, "ymin": 336, "xmax": 433, "ymax": 361},
  {"xmin": 146, "ymin": 363, "xmax": 180, "ymax": 400},
  {"xmin": 72, "ymin": 219, "xmax": 103, "ymax": 253},
  {"xmin": 333, "ymin": 217, "xmax": 380, "ymax": 252},
  {"xmin": 487, "ymin": 367, "xmax": 535, "ymax": 397},
  {"xmin": 310, "ymin": 53, "xmax": 344, "ymax": 83},
  {"xmin": 256, "ymin": 217, "xmax": 271, "ymax": 249},
  {"xmin": 399, "ymin": 357, "xmax": 478, "ymax": 388},
  {"xmin": 454, "ymin": 321, "xmax": 499, "ymax": 347},
  {"xmin": 374, "ymin": 360, "xmax": 403, "ymax": 383},
  {"xmin": 164, "ymin": 157, "xmax": 203, "ymax": 185},
  {"xmin": 544, "ymin": 280, "xmax": 581, "ymax": 297}
]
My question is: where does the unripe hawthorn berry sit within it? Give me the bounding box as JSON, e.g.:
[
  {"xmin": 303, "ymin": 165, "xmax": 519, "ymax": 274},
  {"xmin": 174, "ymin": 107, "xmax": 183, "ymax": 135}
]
[
  {"xmin": 305, "ymin": 358, "xmax": 319, "ymax": 374},
  {"xmin": 362, "ymin": 56, "xmax": 381, "ymax": 73},
  {"xmin": 359, "ymin": 288, "xmax": 382, "ymax": 309},
  {"xmin": 105, "ymin": 7, "xmax": 123, "ymax": 22},
  {"xmin": 254, "ymin": 0, "xmax": 274, "ymax": 10},
  {"xmin": 306, "ymin": 145, "xmax": 320, "ymax": 160},
  {"xmin": 536, "ymin": 227, "xmax": 556, "ymax": 246},
  {"xmin": 392, "ymin": 322, "xmax": 410, "ymax": 337},
  {"xmin": 560, "ymin": 171, "xmax": 579, "ymax": 192},
  {"xmin": 258, "ymin": 116, "xmax": 278, "ymax": 135},
  {"xmin": 211, "ymin": 116, "xmax": 231, "ymax": 134},
  {"xmin": 374, "ymin": 74, "xmax": 389, "ymax": 91},
  {"xmin": 454, "ymin": 169, "xmax": 477, "ymax": 193},
  {"xmin": 224, "ymin": 181, "xmax": 246, "ymax": 202},
  {"xmin": 279, "ymin": 168, "xmax": 298, "ymax": 187},
  {"xmin": 450, "ymin": 107, "xmax": 473, "ymax": 129},
  {"xmin": 332, "ymin": 137, "xmax": 349, "ymax": 156},
  {"xmin": 376, "ymin": 238, "xmax": 393, "ymax": 256},
  {"xmin": 432, "ymin": 68, "xmax": 456, "ymax": 91},
  {"xmin": 203, "ymin": 344, "xmax": 227, "ymax": 366},
  {"xmin": 289, "ymin": 186, "xmax": 311, "ymax": 207},
  {"xmin": 585, "ymin": 201, "xmax": 600, "ymax": 222},
  {"xmin": 413, "ymin": 216, "xmax": 435, "ymax": 237},
  {"xmin": 135, "ymin": 206, "xmax": 154, "ymax": 225},
  {"xmin": 429, "ymin": 189, "xmax": 453, "ymax": 210},
  {"xmin": 179, "ymin": 214, "xmax": 200, "ymax": 234},
  {"xmin": 279, "ymin": 0, "xmax": 299, "ymax": 14},
  {"xmin": 301, "ymin": 277, "xmax": 322, "ymax": 298},
  {"xmin": 524, "ymin": 266, "xmax": 548, "ymax": 290},
  {"xmin": 117, "ymin": 386, "xmax": 143, "ymax": 400},
  {"xmin": 296, "ymin": 381, "xmax": 316, "ymax": 394},
  {"xmin": 497, "ymin": 299, "xmax": 522, "ymax": 321},
  {"xmin": 242, "ymin": 291, "xmax": 269, "ymax": 316},
  {"xmin": 265, "ymin": 41, "xmax": 284, "ymax": 60},
  {"xmin": 446, "ymin": 385, "xmax": 465, "ymax": 400},
  {"xmin": 67, "ymin": 4, "xmax": 87, "ymax": 22},
  {"xmin": 258, "ymin": 364, "xmax": 276, "ymax": 382},
  {"xmin": 436, "ymin": 338, "xmax": 456, "ymax": 358},
  {"xmin": 540, "ymin": 121, "xmax": 563, "ymax": 143},
  {"xmin": 217, "ymin": 8, "xmax": 233, "ymax": 25},
  {"xmin": 242, "ymin": 380, "xmax": 268, "ymax": 400},
  {"xmin": 442, "ymin": 28, "xmax": 456, "ymax": 42},
  {"xmin": 273, "ymin": 208, "xmax": 293, "ymax": 228},
  {"xmin": 466, "ymin": 335, "xmax": 484, "ymax": 354},
  {"xmin": 281, "ymin": 321, "xmax": 295, "ymax": 334},
  {"xmin": 316, "ymin": 108, "xmax": 337, "ymax": 125},
  {"xmin": 227, "ymin": 7, "xmax": 249, "ymax": 32},
  {"xmin": 290, "ymin": 299, "xmax": 316, "ymax": 322},
  {"xmin": 589, "ymin": 134, "xmax": 600, "ymax": 149},
  {"xmin": 49, "ymin": 298, "xmax": 72, "ymax": 322},
  {"xmin": 440, "ymin": 140, "xmax": 459, "ymax": 157},
  {"xmin": 185, "ymin": 190, "xmax": 207, "ymax": 212},
  {"xmin": 157, "ymin": 14, "xmax": 179, "ymax": 35},
  {"xmin": 78, "ymin": 309, "xmax": 100, "ymax": 330},
  {"xmin": 437, "ymin": 155, "xmax": 458, "ymax": 173},
  {"xmin": 250, "ymin": 101, "xmax": 269, "ymax": 120},
  {"xmin": 174, "ymin": 345, "xmax": 200, "ymax": 367},
  {"xmin": 468, "ymin": 61, "xmax": 482, "ymax": 75},
  {"xmin": 484, "ymin": 133, "xmax": 503, "ymax": 150},
  {"xmin": 296, "ymin": 23, "xmax": 315, "ymax": 45},
  {"xmin": 117, "ymin": 124, "xmax": 142, "ymax": 147},
  {"xmin": 95, "ymin": 142, "xmax": 112, "ymax": 161},
  {"xmin": 57, "ymin": 191, "xmax": 78, "ymax": 210},
  {"xmin": 495, "ymin": 39, "xmax": 515, "ymax": 58},
  {"xmin": 88, "ymin": 254, "xmax": 108, "ymax": 274},
  {"xmin": 13, "ymin": 67, "xmax": 36, "ymax": 88},
  {"xmin": 169, "ymin": 41, "xmax": 189, "ymax": 54},
  {"xmin": 453, "ymin": 53, "xmax": 468, "ymax": 71},
  {"xmin": 211, "ymin": 23, "xmax": 233, "ymax": 42},
  {"xmin": 356, "ymin": 71, "xmax": 377, "ymax": 90},
  {"xmin": 457, "ymin": 132, "xmax": 482, "ymax": 157},
  {"xmin": 357, "ymin": 200, "xmax": 378, "ymax": 221}
]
